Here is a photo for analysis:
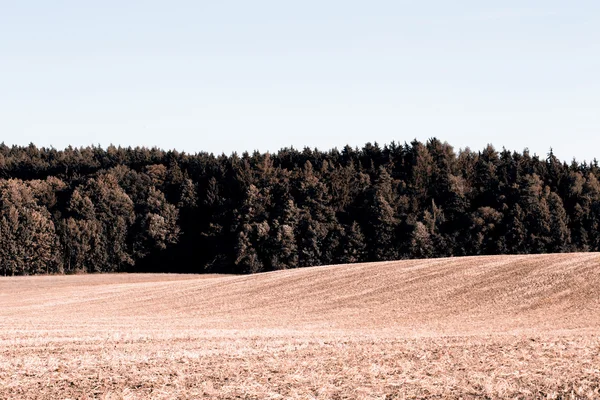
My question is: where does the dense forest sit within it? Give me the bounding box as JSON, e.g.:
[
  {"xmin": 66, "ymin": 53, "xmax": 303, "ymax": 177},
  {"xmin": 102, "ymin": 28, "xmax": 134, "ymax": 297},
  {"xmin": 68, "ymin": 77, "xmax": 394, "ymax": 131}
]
[{"xmin": 0, "ymin": 138, "xmax": 599, "ymax": 276}]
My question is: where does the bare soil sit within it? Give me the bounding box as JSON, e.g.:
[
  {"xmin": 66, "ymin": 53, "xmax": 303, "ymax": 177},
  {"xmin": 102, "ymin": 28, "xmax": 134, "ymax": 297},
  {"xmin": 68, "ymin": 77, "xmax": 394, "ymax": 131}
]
[{"xmin": 1, "ymin": 253, "xmax": 600, "ymax": 399}]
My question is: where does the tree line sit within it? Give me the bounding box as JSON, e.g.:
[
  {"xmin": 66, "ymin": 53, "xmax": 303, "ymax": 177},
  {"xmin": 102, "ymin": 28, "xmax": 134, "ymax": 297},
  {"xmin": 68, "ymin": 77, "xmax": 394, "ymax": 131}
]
[{"xmin": 0, "ymin": 139, "xmax": 598, "ymax": 276}]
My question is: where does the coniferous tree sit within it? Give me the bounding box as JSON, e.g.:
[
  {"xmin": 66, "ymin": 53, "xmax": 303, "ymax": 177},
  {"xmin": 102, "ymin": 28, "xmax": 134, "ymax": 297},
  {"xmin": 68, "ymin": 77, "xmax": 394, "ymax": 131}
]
[
  {"xmin": 0, "ymin": 139, "xmax": 599, "ymax": 276},
  {"xmin": 298, "ymin": 215, "xmax": 324, "ymax": 267},
  {"xmin": 201, "ymin": 176, "xmax": 231, "ymax": 272},
  {"xmin": 582, "ymin": 173, "xmax": 600, "ymax": 250},
  {"xmin": 506, "ymin": 204, "xmax": 528, "ymax": 254},
  {"xmin": 519, "ymin": 174, "xmax": 552, "ymax": 253},
  {"xmin": 231, "ymin": 184, "xmax": 272, "ymax": 274},
  {"xmin": 547, "ymin": 192, "xmax": 571, "ymax": 252},
  {"xmin": 339, "ymin": 221, "xmax": 367, "ymax": 264},
  {"xmin": 295, "ymin": 161, "xmax": 334, "ymax": 267},
  {"xmin": 364, "ymin": 167, "xmax": 398, "ymax": 261}
]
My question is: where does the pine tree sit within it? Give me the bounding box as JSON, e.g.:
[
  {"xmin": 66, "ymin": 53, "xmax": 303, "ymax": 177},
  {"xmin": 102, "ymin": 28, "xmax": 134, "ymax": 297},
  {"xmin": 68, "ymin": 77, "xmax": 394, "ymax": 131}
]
[
  {"xmin": 178, "ymin": 178, "xmax": 198, "ymax": 209},
  {"xmin": 506, "ymin": 204, "xmax": 528, "ymax": 254},
  {"xmin": 547, "ymin": 192, "xmax": 571, "ymax": 252},
  {"xmin": 232, "ymin": 185, "xmax": 269, "ymax": 273},
  {"xmin": 339, "ymin": 221, "xmax": 367, "ymax": 264},
  {"xmin": 519, "ymin": 174, "xmax": 552, "ymax": 252},
  {"xmin": 298, "ymin": 215, "xmax": 324, "ymax": 267},
  {"xmin": 583, "ymin": 173, "xmax": 600, "ymax": 250},
  {"xmin": 199, "ymin": 176, "xmax": 231, "ymax": 272},
  {"xmin": 365, "ymin": 167, "xmax": 398, "ymax": 261}
]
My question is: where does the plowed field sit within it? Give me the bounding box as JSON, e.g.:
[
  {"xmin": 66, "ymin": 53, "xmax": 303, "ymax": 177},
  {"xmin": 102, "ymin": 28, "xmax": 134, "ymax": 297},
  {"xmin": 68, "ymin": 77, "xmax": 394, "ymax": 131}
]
[{"xmin": 2, "ymin": 253, "xmax": 600, "ymax": 398}]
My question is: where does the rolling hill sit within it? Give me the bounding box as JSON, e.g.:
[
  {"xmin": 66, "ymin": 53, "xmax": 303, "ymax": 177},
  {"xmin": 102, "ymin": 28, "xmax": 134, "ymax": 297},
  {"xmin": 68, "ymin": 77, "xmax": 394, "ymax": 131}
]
[
  {"xmin": 2, "ymin": 252, "xmax": 599, "ymax": 334},
  {"xmin": 1, "ymin": 253, "xmax": 600, "ymax": 398}
]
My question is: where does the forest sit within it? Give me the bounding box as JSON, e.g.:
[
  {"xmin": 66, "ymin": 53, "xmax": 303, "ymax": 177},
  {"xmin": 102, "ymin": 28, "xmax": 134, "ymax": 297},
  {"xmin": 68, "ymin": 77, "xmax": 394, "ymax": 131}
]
[{"xmin": 0, "ymin": 138, "xmax": 598, "ymax": 276}]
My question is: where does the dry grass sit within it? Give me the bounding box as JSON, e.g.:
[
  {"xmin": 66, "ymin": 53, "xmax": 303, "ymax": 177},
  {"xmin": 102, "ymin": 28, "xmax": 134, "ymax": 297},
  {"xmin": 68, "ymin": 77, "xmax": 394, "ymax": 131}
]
[{"xmin": 1, "ymin": 253, "xmax": 600, "ymax": 399}]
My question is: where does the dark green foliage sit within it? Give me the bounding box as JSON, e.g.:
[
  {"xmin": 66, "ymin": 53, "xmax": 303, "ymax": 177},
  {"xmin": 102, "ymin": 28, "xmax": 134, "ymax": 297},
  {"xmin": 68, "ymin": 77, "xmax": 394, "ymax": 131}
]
[
  {"xmin": 339, "ymin": 221, "xmax": 367, "ymax": 264},
  {"xmin": 365, "ymin": 167, "xmax": 398, "ymax": 261},
  {"xmin": 269, "ymin": 198, "xmax": 299, "ymax": 270},
  {"xmin": 0, "ymin": 139, "xmax": 599, "ymax": 275}
]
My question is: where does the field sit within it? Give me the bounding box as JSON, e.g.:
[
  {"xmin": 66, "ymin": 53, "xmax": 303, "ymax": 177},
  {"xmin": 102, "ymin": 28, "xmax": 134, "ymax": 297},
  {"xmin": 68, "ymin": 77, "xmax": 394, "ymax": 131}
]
[{"xmin": 1, "ymin": 253, "xmax": 600, "ymax": 399}]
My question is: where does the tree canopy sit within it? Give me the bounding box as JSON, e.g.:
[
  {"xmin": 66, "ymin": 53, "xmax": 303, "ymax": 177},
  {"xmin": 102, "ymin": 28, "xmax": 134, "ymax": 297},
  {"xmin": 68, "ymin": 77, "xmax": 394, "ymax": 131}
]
[{"xmin": 0, "ymin": 139, "xmax": 597, "ymax": 275}]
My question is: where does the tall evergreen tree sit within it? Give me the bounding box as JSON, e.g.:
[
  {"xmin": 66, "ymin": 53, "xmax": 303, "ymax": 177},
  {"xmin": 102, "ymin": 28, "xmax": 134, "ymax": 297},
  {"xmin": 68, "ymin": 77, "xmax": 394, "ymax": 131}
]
[
  {"xmin": 339, "ymin": 221, "xmax": 367, "ymax": 264},
  {"xmin": 363, "ymin": 166, "xmax": 398, "ymax": 261},
  {"xmin": 547, "ymin": 192, "xmax": 571, "ymax": 252}
]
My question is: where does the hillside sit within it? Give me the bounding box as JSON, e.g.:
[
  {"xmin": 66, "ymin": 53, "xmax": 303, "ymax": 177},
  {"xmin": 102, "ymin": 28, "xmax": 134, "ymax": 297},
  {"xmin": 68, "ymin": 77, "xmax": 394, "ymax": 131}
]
[
  {"xmin": 1, "ymin": 253, "xmax": 600, "ymax": 399},
  {"xmin": 2, "ymin": 253, "xmax": 600, "ymax": 335}
]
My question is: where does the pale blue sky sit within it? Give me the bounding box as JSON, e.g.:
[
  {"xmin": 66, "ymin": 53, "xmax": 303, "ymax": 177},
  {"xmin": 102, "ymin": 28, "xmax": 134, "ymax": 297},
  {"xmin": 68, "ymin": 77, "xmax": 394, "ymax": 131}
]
[{"xmin": 1, "ymin": 1, "xmax": 599, "ymax": 161}]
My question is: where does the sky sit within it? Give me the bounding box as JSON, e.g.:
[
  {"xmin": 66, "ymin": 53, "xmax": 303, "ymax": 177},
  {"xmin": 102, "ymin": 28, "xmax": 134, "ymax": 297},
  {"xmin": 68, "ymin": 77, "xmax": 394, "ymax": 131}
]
[{"xmin": 1, "ymin": 1, "xmax": 599, "ymax": 162}]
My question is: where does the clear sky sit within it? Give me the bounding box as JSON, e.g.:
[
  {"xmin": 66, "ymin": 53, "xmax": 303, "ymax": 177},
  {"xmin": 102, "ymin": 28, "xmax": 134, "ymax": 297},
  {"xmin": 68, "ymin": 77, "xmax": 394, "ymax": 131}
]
[{"xmin": 1, "ymin": 1, "xmax": 599, "ymax": 162}]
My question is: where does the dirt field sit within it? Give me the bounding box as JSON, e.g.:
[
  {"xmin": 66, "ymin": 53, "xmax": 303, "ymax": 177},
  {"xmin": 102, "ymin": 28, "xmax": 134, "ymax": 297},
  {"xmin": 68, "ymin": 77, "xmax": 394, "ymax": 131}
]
[{"xmin": 1, "ymin": 253, "xmax": 600, "ymax": 399}]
